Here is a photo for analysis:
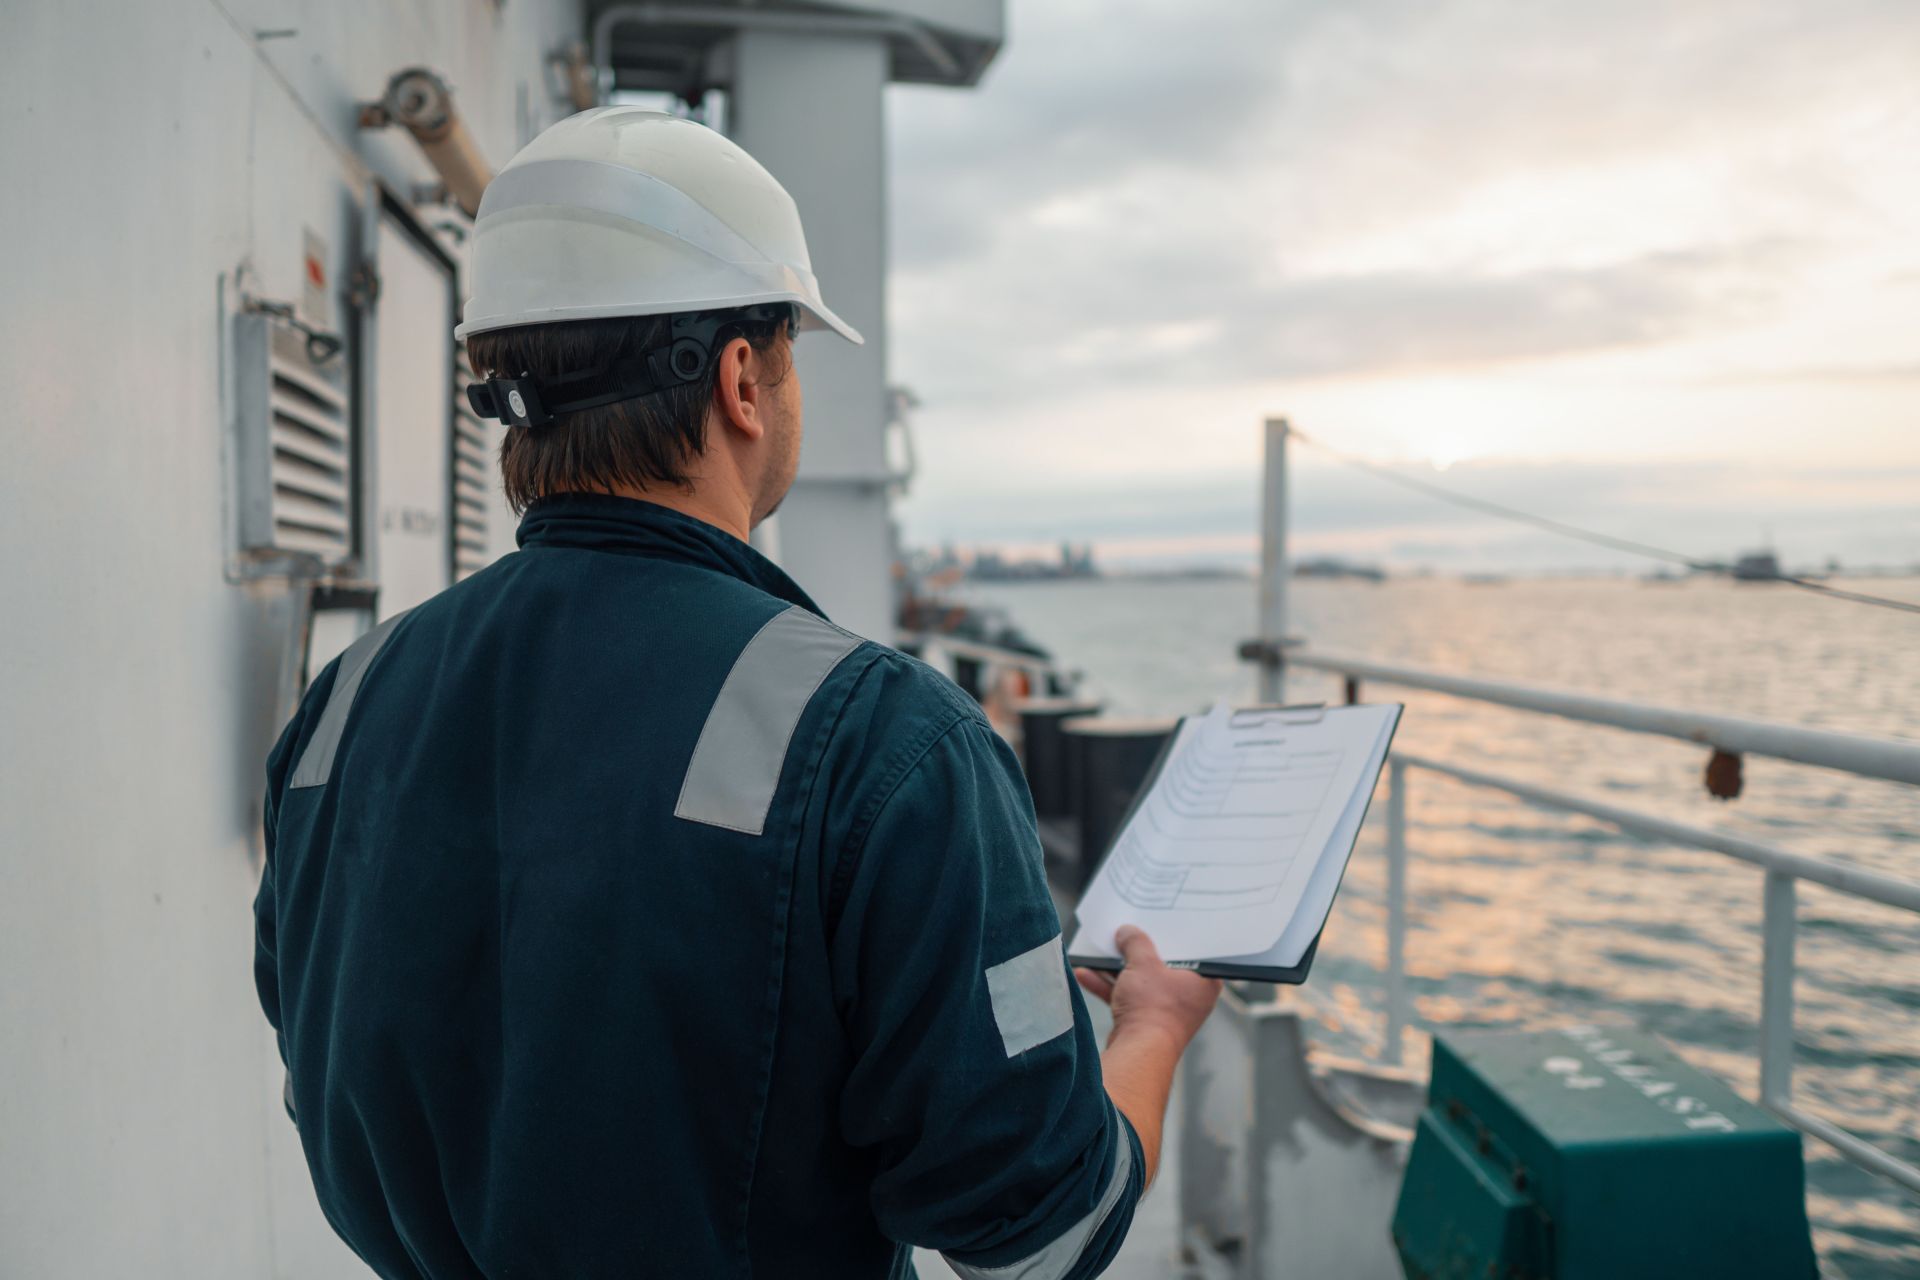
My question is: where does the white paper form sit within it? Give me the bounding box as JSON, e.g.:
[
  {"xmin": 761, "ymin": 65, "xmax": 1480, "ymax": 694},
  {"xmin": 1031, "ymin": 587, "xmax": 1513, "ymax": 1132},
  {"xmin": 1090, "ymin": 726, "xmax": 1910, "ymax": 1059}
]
[
  {"xmin": 1070, "ymin": 702, "xmax": 1401, "ymax": 963},
  {"xmin": 1211, "ymin": 704, "xmax": 1398, "ymax": 969}
]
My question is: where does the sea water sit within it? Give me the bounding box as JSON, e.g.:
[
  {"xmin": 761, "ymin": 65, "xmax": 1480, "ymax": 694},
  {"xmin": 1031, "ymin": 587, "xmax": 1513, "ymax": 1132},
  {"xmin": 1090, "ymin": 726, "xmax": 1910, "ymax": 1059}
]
[{"xmin": 955, "ymin": 574, "xmax": 1920, "ymax": 1278}]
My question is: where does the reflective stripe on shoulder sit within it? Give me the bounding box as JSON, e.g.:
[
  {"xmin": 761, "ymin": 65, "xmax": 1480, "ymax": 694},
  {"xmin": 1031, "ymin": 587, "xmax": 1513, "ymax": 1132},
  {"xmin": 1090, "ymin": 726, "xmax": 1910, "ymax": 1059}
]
[
  {"xmin": 985, "ymin": 935, "xmax": 1074, "ymax": 1057},
  {"xmin": 287, "ymin": 612, "xmax": 407, "ymax": 790},
  {"xmin": 943, "ymin": 1101, "xmax": 1136, "ymax": 1280},
  {"xmin": 674, "ymin": 605, "xmax": 862, "ymax": 835}
]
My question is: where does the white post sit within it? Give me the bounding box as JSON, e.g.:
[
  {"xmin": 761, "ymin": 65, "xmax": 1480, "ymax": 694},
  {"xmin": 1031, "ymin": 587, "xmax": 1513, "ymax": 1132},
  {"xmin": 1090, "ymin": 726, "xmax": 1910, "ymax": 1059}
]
[
  {"xmin": 1256, "ymin": 416, "xmax": 1291, "ymax": 704},
  {"xmin": 728, "ymin": 29, "xmax": 894, "ymax": 641},
  {"xmin": 1384, "ymin": 757, "xmax": 1408, "ymax": 1067},
  {"xmin": 1760, "ymin": 870, "xmax": 1797, "ymax": 1109}
]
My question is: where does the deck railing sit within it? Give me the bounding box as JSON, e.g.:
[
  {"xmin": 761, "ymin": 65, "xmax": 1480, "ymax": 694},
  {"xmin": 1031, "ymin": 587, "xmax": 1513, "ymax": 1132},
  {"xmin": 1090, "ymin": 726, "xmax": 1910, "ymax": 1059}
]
[
  {"xmin": 1285, "ymin": 648, "xmax": 1920, "ymax": 1195},
  {"xmin": 1236, "ymin": 417, "xmax": 1920, "ymax": 1202}
]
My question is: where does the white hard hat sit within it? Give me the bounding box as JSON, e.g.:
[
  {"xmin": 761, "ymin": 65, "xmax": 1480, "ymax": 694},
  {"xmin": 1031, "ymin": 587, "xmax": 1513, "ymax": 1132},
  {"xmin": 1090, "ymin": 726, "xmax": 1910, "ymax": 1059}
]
[{"xmin": 455, "ymin": 107, "xmax": 862, "ymax": 345}]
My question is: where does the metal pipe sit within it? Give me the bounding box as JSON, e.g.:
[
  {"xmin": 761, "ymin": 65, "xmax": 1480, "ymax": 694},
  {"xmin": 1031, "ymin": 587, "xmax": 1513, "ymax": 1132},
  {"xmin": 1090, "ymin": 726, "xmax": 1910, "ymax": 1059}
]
[
  {"xmin": 560, "ymin": 41, "xmax": 598, "ymax": 114},
  {"xmin": 1773, "ymin": 1102, "xmax": 1920, "ymax": 1195},
  {"xmin": 362, "ymin": 68, "xmax": 493, "ymax": 218},
  {"xmin": 1393, "ymin": 751, "xmax": 1920, "ymax": 912},
  {"xmin": 1383, "ymin": 758, "xmax": 1408, "ymax": 1067},
  {"xmin": 592, "ymin": 4, "xmax": 960, "ymax": 101},
  {"xmin": 1255, "ymin": 416, "xmax": 1290, "ymax": 703},
  {"xmin": 1296, "ymin": 651, "xmax": 1920, "ymax": 786},
  {"xmin": 1759, "ymin": 871, "xmax": 1797, "ymax": 1108}
]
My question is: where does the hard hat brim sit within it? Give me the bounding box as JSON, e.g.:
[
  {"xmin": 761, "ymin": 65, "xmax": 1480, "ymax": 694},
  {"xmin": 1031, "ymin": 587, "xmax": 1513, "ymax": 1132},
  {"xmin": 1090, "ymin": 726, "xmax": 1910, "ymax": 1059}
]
[
  {"xmin": 798, "ymin": 299, "xmax": 865, "ymax": 346},
  {"xmin": 455, "ymin": 293, "xmax": 863, "ymax": 346}
]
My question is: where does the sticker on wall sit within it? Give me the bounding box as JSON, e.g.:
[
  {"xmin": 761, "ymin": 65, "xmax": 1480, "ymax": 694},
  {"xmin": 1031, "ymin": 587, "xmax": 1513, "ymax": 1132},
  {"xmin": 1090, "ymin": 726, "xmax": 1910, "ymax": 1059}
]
[{"xmin": 301, "ymin": 227, "xmax": 331, "ymax": 329}]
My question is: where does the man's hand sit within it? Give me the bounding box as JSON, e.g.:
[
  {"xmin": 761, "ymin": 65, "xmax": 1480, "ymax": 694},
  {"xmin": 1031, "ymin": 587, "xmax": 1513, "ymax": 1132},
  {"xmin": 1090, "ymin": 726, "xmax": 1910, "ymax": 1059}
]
[
  {"xmin": 1074, "ymin": 925, "xmax": 1221, "ymax": 1052},
  {"xmin": 1074, "ymin": 926, "xmax": 1222, "ymax": 1187}
]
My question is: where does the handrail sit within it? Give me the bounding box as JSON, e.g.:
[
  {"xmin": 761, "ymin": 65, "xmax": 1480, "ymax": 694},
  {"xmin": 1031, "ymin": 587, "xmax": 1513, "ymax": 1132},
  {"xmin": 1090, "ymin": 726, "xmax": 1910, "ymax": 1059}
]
[
  {"xmin": 1293, "ymin": 649, "xmax": 1920, "ymax": 785},
  {"xmin": 1394, "ymin": 752, "xmax": 1920, "ymax": 911},
  {"xmin": 1284, "ymin": 643, "xmax": 1920, "ymax": 1194},
  {"xmin": 1351, "ymin": 740, "xmax": 1920, "ymax": 1205},
  {"xmin": 1368, "ymin": 746, "xmax": 1920, "ymax": 1195}
]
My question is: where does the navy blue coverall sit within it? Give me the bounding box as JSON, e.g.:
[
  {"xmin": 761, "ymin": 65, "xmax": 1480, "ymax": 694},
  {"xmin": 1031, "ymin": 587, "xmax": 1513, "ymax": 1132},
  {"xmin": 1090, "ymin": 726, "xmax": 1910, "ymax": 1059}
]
[{"xmin": 254, "ymin": 493, "xmax": 1143, "ymax": 1278}]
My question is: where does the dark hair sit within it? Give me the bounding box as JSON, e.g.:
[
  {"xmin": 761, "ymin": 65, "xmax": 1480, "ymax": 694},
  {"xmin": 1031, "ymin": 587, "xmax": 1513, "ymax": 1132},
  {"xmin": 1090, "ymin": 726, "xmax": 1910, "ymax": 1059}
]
[{"xmin": 464, "ymin": 307, "xmax": 794, "ymax": 514}]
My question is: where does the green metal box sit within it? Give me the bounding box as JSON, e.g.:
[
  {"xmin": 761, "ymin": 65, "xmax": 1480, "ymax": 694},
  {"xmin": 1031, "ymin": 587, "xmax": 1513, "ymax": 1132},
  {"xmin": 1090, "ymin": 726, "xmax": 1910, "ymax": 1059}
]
[{"xmin": 1392, "ymin": 1026, "xmax": 1817, "ymax": 1279}]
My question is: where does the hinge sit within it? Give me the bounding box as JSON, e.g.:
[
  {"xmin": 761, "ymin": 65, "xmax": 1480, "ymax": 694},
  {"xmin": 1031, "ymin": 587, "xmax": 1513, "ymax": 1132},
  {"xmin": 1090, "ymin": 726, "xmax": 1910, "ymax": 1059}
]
[{"xmin": 348, "ymin": 260, "xmax": 381, "ymax": 310}]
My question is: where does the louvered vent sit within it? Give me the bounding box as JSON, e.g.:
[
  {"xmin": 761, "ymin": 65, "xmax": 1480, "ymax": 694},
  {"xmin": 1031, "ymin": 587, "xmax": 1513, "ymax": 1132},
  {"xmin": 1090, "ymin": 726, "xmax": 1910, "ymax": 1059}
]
[
  {"xmin": 452, "ymin": 348, "xmax": 491, "ymax": 580},
  {"xmin": 233, "ymin": 311, "xmax": 357, "ymax": 568}
]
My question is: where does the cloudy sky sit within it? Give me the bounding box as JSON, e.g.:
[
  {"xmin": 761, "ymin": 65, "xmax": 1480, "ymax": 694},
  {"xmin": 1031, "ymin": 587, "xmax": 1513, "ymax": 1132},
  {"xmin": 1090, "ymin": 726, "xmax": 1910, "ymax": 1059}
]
[{"xmin": 881, "ymin": 0, "xmax": 1920, "ymax": 571}]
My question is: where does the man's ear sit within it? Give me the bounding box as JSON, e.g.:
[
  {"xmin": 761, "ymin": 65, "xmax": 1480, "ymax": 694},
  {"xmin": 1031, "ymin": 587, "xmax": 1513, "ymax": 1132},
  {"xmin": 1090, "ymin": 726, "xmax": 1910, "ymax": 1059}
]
[{"xmin": 710, "ymin": 337, "xmax": 766, "ymax": 443}]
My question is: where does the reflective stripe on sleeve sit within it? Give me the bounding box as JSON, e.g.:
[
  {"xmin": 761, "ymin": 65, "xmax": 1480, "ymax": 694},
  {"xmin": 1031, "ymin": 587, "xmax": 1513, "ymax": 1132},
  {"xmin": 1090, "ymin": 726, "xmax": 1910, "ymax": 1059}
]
[
  {"xmin": 288, "ymin": 612, "xmax": 407, "ymax": 789},
  {"xmin": 984, "ymin": 935, "xmax": 1074, "ymax": 1057},
  {"xmin": 674, "ymin": 606, "xmax": 862, "ymax": 835},
  {"xmin": 942, "ymin": 1101, "xmax": 1136, "ymax": 1280}
]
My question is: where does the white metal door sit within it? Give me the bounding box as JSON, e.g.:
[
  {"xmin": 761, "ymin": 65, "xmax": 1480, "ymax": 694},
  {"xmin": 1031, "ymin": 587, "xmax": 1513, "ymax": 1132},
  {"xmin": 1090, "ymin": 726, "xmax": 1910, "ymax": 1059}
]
[{"xmin": 371, "ymin": 213, "xmax": 455, "ymax": 619}]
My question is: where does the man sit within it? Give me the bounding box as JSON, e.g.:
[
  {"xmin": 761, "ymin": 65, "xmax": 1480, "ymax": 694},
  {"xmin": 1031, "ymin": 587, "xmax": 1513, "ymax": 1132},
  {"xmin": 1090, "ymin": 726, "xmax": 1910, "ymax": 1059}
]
[{"xmin": 254, "ymin": 107, "xmax": 1219, "ymax": 1279}]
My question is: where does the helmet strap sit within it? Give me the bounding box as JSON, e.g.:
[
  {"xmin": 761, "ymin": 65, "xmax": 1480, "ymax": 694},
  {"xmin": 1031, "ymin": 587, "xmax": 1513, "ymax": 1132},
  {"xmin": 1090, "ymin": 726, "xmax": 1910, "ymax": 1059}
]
[{"xmin": 466, "ymin": 304, "xmax": 794, "ymax": 429}]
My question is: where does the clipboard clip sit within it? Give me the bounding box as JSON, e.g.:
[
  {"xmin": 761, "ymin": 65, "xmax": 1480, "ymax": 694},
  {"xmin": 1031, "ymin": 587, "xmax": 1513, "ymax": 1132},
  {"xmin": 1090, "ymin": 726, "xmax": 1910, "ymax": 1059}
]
[{"xmin": 1230, "ymin": 701, "xmax": 1327, "ymax": 727}]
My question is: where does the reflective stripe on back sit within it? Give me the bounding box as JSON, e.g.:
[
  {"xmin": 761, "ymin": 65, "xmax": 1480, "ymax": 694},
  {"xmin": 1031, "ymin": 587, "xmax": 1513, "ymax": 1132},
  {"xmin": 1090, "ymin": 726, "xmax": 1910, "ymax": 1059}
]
[
  {"xmin": 674, "ymin": 606, "xmax": 862, "ymax": 835},
  {"xmin": 288, "ymin": 612, "xmax": 406, "ymax": 789}
]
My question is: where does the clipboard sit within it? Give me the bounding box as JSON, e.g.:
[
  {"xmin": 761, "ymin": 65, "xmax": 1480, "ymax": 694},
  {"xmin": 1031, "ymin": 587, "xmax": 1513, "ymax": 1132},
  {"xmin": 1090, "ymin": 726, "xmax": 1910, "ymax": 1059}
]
[{"xmin": 1066, "ymin": 700, "xmax": 1403, "ymax": 985}]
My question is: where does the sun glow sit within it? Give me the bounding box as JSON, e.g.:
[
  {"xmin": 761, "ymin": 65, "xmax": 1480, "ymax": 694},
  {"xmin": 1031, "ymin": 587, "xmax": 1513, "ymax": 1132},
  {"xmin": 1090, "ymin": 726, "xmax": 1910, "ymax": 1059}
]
[{"xmin": 1418, "ymin": 432, "xmax": 1481, "ymax": 472}]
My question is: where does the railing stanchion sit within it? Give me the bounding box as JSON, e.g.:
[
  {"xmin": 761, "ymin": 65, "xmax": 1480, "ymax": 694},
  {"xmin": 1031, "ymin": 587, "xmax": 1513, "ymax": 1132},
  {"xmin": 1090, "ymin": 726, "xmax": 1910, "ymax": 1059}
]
[
  {"xmin": 1760, "ymin": 870, "xmax": 1797, "ymax": 1110},
  {"xmin": 1384, "ymin": 757, "xmax": 1408, "ymax": 1067},
  {"xmin": 1254, "ymin": 417, "xmax": 1290, "ymax": 704}
]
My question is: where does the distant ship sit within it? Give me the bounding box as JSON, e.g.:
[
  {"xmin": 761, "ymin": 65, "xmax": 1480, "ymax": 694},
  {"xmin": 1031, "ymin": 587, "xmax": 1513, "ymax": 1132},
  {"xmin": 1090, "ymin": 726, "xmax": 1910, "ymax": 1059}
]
[
  {"xmin": 1295, "ymin": 556, "xmax": 1387, "ymax": 582},
  {"xmin": 1731, "ymin": 549, "xmax": 1783, "ymax": 581}
]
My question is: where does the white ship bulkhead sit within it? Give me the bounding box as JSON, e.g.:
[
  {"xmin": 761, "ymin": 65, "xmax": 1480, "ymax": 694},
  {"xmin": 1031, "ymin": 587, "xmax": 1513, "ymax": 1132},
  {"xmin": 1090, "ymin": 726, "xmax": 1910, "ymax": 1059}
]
[{"xmin": 0, "ymin": 2, "xmax": 1000, "ymax": 1276}]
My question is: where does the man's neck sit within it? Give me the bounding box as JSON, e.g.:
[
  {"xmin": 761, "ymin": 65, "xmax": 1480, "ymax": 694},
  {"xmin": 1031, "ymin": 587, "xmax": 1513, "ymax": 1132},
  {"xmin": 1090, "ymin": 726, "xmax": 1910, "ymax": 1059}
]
[{"xmin": 590, "ymin": 483, "xmax": 753, "ymax": 544}]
